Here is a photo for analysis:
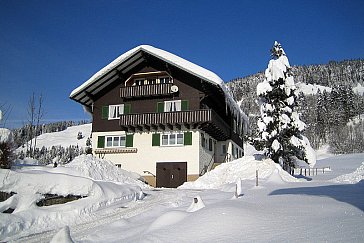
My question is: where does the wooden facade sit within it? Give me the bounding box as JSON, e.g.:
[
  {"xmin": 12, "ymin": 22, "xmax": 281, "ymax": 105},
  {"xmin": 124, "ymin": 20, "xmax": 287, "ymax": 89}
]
[{"xmin": 90, "ymin": 63, "xmax": 243, "ymax": 147}]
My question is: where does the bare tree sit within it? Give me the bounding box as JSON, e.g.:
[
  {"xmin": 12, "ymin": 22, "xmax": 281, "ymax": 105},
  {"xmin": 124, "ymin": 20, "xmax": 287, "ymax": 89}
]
[
  {"xmin": 0, "ymin": 103, "xmax": 12, "ymax": 128},
  {"xmin": 26, "ymin": 93, "xmax": 45, "ymax": 158},
  {"xmin": 27, "ymin": 93, "xmax": 36, "ymax": 157},
  {"xmin": 33, "ymin": 94, "xmax": 44, "ymax": 151}
]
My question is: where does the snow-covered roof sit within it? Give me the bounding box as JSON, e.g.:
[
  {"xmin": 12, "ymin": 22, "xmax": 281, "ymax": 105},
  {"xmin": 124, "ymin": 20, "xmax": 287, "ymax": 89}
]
[{"xmin": 69, "ymin": 45, "xmax": 247, "ymax": 123}]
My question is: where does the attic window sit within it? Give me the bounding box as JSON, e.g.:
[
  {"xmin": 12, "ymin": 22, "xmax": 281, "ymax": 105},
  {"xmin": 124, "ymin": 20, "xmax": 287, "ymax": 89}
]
[
  {"xmin": 133, "ymin": 76, "xmax": 172, "ymax": 86},
  {"xmin": 125, "ymin": 71, "xmax": 173, "ymax": 86}
]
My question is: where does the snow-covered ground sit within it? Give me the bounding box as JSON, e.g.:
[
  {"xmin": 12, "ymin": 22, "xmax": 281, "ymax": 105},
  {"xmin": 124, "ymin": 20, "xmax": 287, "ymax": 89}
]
[{"xmin": 1, "ymin": 150, "xmax": 363, "ymax": 242}]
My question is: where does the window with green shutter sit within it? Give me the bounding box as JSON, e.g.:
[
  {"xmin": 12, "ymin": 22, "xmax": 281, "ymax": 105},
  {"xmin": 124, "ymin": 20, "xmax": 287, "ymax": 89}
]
[
  {"xmin": 184, "ymin": 132, "xmax": 192, "ymax": 145},
  {"xmin": 97, "ymin": 136, "xmax": 105, "ymax": 148},
  {"xmin": 157, "ymin": 102, "xmax": 164, "ymax": 113},
  {"xmin": 101, "ymin": 106, "xmax": 109, "ymax": 119},
  {"xmin": 125, "ymin": 134, "xmax": 134, "ymax": 147},
  {"xmin": 152, "ymin": 133, "xmax": 160, "ymax": 146},
  {"xmin": 181, "ymin": 100, "xmax": 189, "ymax": 111}
]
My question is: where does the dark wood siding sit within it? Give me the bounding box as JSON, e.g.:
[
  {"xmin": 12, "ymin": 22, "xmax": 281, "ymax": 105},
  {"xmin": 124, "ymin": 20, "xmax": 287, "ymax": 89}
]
[
  {"xmin": 91, "ymin": 57, "xmax": 243, "ymax": 147},
  {"xmin": 93, "ymin": 65, "xmax": 201, "ymax": 132}
]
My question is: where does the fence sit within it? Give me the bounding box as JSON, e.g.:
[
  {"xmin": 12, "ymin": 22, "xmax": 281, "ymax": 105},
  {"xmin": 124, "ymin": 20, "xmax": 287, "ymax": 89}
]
[{"xmin": 289, "ymin": 166, "xmax": 331, "ymax": 176}]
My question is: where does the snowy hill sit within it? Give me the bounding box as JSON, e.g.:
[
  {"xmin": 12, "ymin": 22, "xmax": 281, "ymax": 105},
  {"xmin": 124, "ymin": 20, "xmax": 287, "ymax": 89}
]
[{"xmin": 17, "ymin": 123, "xmax": 92, "ymax": 151}]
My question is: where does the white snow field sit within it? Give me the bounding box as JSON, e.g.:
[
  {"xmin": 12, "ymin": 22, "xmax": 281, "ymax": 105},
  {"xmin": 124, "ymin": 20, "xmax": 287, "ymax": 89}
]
[{"xmin": 0, "ymin": 151, "xmax": 363, "ymax": 242}]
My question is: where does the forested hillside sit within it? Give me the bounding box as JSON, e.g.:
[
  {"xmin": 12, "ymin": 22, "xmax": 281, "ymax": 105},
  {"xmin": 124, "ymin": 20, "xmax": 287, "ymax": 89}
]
[{"xmin": 227, "ymin": 59, "xmax": 364, "ymax": 153}]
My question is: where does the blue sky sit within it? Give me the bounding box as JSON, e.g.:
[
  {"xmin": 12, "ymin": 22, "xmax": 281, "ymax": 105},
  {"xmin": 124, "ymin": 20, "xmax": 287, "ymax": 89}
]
[{"xmin": 0, "ymin": 0, "xmax": 363, "ymax": 128}]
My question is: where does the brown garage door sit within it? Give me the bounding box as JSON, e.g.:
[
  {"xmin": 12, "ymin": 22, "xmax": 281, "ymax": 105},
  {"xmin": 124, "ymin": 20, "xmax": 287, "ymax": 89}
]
[{"xmin": 156, "ymin": 162, "xmax": 187, "ymax": 188}]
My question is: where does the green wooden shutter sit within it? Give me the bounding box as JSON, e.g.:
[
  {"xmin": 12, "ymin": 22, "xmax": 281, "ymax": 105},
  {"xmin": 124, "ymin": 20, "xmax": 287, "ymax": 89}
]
[
  {"xmin": 97, "ymin": 136, "xmax": 105, "ymax": 148},
  {"xmin": 157, "ymin": 102, "xmax": 164, "ymax": 113},
  {"xmin": 184, "ymin": 132, "xmax": 192, "ymax": 145},
  {"xmin": 101, "ymin": 106, "xmax": 109, "ymax": 119},
  {"xmin": 124, "ymin": 104, "xmax": 131, "ymax": 114},
  {"xmin": 152, "ymin": 133, "xmax": 160, "ymax": 146},
  {"xmin": 181, "ymin": 100, "xmax": 189, "ymax": 111},
  {"xmin": 125, "ymin": 134, "xmax": 133, "ymax": 147}
]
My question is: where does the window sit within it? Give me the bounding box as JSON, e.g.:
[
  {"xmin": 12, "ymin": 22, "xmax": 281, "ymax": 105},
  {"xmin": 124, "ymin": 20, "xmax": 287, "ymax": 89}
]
[
  {"xmin": 109, "ymin": 104, "xmax": 124, "ymax": 120},
  {"xmin": 133, "ymin": 76, "xmax": 172, "ymax": 86},
  {"xmin": 160, "ymin": 77, "xmax": 171, "ymax": 84},
  {"xmin": 201, "ymin": 133, "xmax": 205, "ymax": 147},
  {"xmin": 106, "ymin": 135, "xmax": 126, "ymax": 148},
  {"xmin": 208, "ymin": 138, "xmax": 213, "ymax": 151},
  {"xmin": 134, "ymin": 79, "xmax": 144, "ymax": 86},
  {"xmin": 147, "ymin": 78, "xmax": 156, "ymax": 85},
  {"xmin": 222, "ymin": 144, "xmax": 227, "ymax": 154},
  {"xmin": 164, "ymin": 100, "xmax": 181, "ymax": 112},
  {"xmin": 161, "ymin": 133, "xmax": 184, "ymax": 146}
]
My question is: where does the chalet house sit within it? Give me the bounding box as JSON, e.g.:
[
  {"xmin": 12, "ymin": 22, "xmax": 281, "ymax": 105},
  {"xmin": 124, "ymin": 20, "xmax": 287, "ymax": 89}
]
[{"xmin": 70, "ymin": 45, "xmax": 248, "ymax": 187}]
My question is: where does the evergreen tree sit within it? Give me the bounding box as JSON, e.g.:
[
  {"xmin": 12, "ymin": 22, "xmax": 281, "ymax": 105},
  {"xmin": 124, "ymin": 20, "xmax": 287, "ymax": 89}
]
[{"xmin": 255, "ymin": 41, "xmax": 316, "ymax": 168}]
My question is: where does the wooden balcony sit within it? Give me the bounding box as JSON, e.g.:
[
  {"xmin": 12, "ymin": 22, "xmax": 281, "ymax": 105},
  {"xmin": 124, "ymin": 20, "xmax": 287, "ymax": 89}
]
[
  {"xmin": 119, "ymin": 109, "xmax": 231, "ymax": 141},
  {"xmin": 120, "ymin": 83, "xmax": 174, "ymax": 99}
]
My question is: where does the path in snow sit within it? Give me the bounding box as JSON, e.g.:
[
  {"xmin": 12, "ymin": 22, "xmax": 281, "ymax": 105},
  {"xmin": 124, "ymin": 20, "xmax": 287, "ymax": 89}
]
[{"xmin": 12, "ymin": 189, "xmax": 199, "ymax": 243}]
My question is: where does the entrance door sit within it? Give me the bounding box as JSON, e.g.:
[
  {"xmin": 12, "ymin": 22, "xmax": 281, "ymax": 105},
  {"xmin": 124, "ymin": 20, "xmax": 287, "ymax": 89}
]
[{"xmin": 156, "ymin": 162, "xmax": 187, "ymax": 188}]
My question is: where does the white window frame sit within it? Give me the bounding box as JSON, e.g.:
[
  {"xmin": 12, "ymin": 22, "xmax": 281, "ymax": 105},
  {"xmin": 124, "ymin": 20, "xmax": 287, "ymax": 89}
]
[
  {"xmin": 161, "ymin": 132, "xmax": 184, "ymax": 146},
  {"xmin": 164, "ymin": 100, "xmax": 181, "ymax": 112},
  {"xmin": 108, "ymin": 104, "xmax": 124, "ymax": 120},
  {"xmin": 105, "ymin": 135, "xmax": 126, "ymax": 148}
]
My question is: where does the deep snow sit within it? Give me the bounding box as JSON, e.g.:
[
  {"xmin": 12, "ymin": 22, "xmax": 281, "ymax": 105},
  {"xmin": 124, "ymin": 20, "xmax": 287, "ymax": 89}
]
[{"xmin": 1, "ymin": 149, "xmax": 363, "ymax": 242}]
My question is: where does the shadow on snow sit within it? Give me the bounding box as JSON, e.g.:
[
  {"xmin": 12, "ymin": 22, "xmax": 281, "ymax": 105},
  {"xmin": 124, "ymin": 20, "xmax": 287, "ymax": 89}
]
[{"xmin": 269, "ymin": 180, "xmax": 364, "ymax": 212}]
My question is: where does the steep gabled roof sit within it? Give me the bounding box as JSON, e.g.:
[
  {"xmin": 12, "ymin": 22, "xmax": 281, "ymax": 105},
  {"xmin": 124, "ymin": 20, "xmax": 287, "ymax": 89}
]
[{"xmin": 69, "ymin": 45, "xmax": 247, "ymax": 124}]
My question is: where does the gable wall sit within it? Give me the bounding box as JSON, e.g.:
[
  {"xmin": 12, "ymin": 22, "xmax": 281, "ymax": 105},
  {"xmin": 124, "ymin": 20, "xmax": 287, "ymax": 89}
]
[{"xmin": 92, "ymin": 65, "xmax": 202, "ymax": 132}]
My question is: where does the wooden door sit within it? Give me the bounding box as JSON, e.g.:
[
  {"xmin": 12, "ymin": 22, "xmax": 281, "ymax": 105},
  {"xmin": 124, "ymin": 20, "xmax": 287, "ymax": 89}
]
[{"xmin": 156, "ymin": 162, "xmax": 187, "ymax": 188}]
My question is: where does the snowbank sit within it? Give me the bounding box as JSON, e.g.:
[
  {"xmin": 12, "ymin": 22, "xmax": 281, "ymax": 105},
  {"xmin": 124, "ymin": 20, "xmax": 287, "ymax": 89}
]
[
  {"xmin": 63, "ymin": 154, "xmax": 146, "ymax": 186},
  {"xmin": 180, "ymin": 156, "xmax": 300, "ymax": 190},
  {"xmin": 331, "ymin": 161, "xmax": 364, "ymax": 184},
  {"xmin": 0, "ymin": 155, "xmax": 146, "ymax": 239}
]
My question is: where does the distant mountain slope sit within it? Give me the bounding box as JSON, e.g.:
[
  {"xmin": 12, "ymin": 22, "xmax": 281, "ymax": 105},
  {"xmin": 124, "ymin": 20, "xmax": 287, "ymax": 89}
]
[
  {"xmin": 227, "ymin": 59, "xmax": 364, "ymax": 116},
  {"xmin": 227, "ymin": 59, "xmax": 364, "ymax": 153}
]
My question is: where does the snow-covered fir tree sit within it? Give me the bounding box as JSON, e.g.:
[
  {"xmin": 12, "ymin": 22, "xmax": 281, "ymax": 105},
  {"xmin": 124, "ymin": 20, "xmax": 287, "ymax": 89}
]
[{"xmin": 255, "ymin": 41, "xmax": 316, "ymax": 168}]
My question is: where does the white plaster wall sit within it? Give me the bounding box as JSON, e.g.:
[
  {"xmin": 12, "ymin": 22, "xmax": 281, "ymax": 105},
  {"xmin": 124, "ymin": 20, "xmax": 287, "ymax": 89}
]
[{"xmin": 92, "ymin": 129, "xmax": 200, "ymax": 176}]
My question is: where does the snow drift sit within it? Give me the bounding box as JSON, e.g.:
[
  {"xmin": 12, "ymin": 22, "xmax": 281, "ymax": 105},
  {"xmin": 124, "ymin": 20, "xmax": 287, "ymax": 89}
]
[
  {"xmin": 180, "ymin": 156, "xmax": 301, "ymax": 190},
  {"xmin": 0, "ymin": 155, "xmax": 145, "ymax": 240},
  {"xmin": 331, "ymin": 161, "xmax": 364, "ymax": 184}
]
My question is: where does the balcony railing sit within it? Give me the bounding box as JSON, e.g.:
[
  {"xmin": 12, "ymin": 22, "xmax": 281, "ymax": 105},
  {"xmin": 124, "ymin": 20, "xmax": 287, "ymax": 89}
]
[
  {"xmin": 119, "ymin": 109, "xmax": 231, "ymax": 141},
  {"xmin": 120, "ymin": 83, "xmax": 173, "ymax": 99}
]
